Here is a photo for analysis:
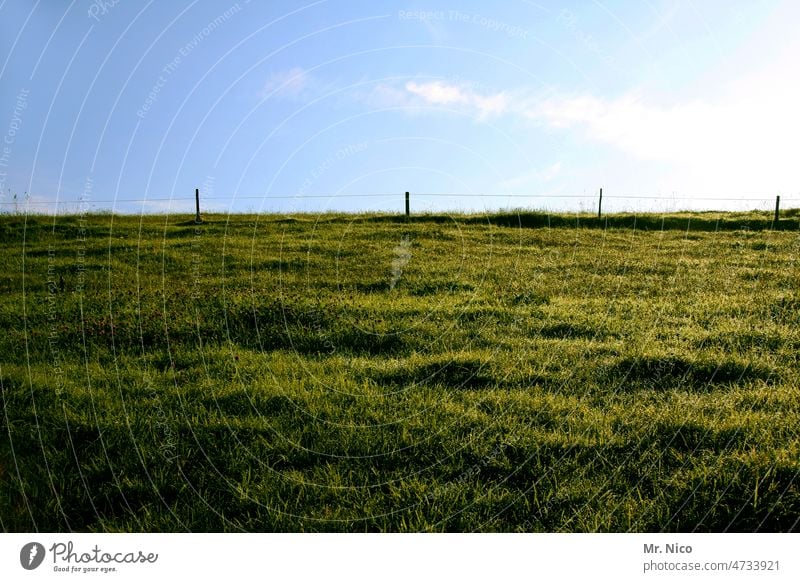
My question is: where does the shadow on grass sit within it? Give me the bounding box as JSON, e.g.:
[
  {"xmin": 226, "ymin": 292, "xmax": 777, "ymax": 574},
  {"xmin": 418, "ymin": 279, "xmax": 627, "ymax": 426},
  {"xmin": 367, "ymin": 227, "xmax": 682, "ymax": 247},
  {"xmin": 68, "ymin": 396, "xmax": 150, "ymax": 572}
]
[
  {"xmin": 348, "ymin": 210, "xmax": 800, "ymax": 232},
  {"xmin": 607, "ymin": 355, "xmax": 775, "ymax": 390},
  {"xmin": 643, "ymin": 420, "xmax": 746, "ymax": 453},
  {"xmin": 535, "ymin": 322, "xmax": 611, "ymax": 341},
  {"xmin": 664, "ymin": 462, "xmax": 800, "ymax": 532},
  {"xmin": 696, "ymin": 331, "xmax": 789, "ymax": 352},
  {"xmin": 206, "ymin": 393, "xmax": 297, "ymax": 417},
  {"xmin": 374, "ymin": 357, "xmax": 495, "ymax": 389}
]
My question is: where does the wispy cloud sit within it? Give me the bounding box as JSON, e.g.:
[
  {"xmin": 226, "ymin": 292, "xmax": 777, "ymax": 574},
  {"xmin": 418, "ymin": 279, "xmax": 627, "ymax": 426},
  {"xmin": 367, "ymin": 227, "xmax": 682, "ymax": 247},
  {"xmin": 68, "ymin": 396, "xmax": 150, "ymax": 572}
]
[
  {"xmin": 382, "ymin": 50, "xmax": 800, "ymax": 195},
  {"xmin": 368, "ymin": 81, "xmax": 509, "ymax": 120},
  {"xmin": 356, "ymin": 22, "xmax": 800, "ymax": 197},
  {"xmin": 405, "ymin": 80, "xmax": 468, "ymax": 105},
  {"xmin": 472, "ymin": 92, "xmax": 509, "ymax": 117},
  {"xmin": 261, "ymin": 67, "xmax": 310, "ymax": 98},
  {"xmin": 524, "ymin": 76, "xmax": 800, "ymax": 193},
  {"xmin": 362, "ymin": 83, "xmax": 413, "ymax": 108}
]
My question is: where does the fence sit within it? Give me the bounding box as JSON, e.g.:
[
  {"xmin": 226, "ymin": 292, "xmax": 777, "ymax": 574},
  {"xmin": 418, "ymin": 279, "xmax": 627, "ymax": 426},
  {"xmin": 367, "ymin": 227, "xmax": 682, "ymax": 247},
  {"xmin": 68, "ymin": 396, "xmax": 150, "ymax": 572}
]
[{"xmin": 2, "ymin": 190, "xmax": 798, "ymax": 227}]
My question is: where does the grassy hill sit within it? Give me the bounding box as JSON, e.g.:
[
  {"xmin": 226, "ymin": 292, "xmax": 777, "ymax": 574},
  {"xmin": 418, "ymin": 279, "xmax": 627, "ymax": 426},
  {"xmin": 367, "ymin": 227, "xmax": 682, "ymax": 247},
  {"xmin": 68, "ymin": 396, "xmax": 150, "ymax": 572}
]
[{"xmin": 1, "ymin": 209, "xmax": 799, "ymax": 531}]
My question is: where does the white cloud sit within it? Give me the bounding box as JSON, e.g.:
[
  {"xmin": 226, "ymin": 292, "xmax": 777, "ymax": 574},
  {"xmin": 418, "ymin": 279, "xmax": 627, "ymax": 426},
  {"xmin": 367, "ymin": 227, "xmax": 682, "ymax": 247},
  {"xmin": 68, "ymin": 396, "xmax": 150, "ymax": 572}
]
[
  {"xmin": 473, "ymin": 92, "xmax": 509, "ymax": 117},
  {"xmin": 402, "ymin": 80, "xmax": 508, "ymax": 120},
  {"xmin": 364, "ymin": 24, "xmax": 800, "ymax": 199},
  {"xmin": 366, "ymin": 84, "xmax": 413, "ymax": 107},
  {"xmin": 405, "ymin": 81, "xmax": 467, "ymax": 105},
  {"xmin": 525, "ymin": 79, "xmax": 800, "ymax": 194},
  {"xmin": 261, "ymin": 67, "xmax": 309, "ymax": 98}
]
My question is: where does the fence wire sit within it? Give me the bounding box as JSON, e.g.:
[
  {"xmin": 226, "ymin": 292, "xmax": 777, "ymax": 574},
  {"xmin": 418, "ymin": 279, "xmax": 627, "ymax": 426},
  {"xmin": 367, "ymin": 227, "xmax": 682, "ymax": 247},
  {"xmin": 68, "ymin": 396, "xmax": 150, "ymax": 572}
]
[{"xmin": 2, "ymin": 193, "xmax": 798, "ymax": 206}]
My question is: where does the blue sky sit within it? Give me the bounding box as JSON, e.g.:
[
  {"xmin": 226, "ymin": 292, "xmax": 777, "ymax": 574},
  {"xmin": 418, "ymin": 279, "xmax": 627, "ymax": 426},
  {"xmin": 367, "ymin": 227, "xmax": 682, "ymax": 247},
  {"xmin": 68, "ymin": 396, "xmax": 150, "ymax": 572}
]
[{"xmin": 0, "ymin": 0, "xmax": 797, "ymax": 214}]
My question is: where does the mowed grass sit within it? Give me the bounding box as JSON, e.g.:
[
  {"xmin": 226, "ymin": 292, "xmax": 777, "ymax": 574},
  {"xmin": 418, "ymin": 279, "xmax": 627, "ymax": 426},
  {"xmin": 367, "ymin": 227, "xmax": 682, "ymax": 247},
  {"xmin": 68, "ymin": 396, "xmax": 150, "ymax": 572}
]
[{"xmin": 1, "ymin": 209, "xmax": 799, "ymax": 532}]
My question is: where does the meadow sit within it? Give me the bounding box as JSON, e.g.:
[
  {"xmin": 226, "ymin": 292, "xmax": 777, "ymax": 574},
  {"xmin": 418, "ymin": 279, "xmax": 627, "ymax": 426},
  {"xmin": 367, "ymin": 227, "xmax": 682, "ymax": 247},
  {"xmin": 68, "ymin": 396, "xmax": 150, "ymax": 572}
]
[{"xmin": 1, "ymin": 209, "xmax": 799, "ymax": 532}]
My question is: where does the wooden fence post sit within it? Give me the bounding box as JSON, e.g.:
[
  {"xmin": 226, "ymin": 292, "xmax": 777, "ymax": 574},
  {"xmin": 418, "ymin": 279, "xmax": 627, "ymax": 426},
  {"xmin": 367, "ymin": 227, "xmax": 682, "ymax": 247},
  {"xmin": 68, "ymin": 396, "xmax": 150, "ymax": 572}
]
[
  {"xmin": 598, "ymin": 187, "xmax": 603, "ymax": 219},
  {"xmin": 195, "ymin": 188, "xmax": 202, "ymax": 223},
  {"xmin": 405, "ymin": 191, "xmax": 410, "ymax": 218},
  {"xmin": 774, "ymin": 195, "xmax": 780, "ymax": 227}
]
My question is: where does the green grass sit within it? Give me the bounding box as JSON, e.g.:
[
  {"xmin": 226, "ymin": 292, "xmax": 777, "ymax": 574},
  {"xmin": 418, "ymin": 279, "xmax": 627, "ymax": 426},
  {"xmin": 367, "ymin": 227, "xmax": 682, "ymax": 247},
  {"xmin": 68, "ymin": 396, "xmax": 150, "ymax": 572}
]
[{"xmin": 1, "ymin": 209, "xmax": 799, "ymax": 532}]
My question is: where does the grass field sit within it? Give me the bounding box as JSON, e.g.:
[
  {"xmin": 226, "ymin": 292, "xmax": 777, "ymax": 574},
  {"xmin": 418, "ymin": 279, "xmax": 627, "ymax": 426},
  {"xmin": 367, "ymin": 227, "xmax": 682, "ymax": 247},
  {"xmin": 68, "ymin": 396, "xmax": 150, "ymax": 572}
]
[{"xmin": 1, "ymin": 209, "xmax": 799, "ymax": 532}]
